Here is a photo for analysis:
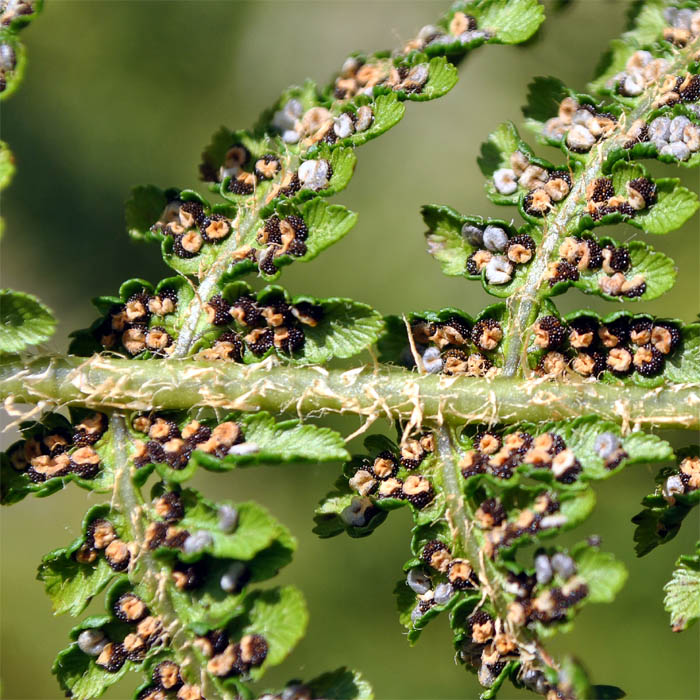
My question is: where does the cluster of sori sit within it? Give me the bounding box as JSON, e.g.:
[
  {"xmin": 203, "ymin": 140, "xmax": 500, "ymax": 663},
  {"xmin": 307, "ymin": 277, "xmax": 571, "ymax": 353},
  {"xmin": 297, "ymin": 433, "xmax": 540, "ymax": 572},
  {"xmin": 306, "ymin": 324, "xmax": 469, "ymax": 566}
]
[
  {"xmin": 346, "ymin": 435, "xmax": 436, "ymax": 512},
  {"xmin": 0, "ymin": 36, "xmax": 16, "ymax": 92},
  {"xmin": 459, "ymin": 429, "xmax": 584, "ymax": 484},
  {"xmin": 475, "ymin": 491, "xmax": 569, "ymax": 558},
  {"xmin": 77, "ymin": 593, "xmax": 163, "ymax": 669},
  {"xmin": 0, "ymin": 0, "xmax": 34, "ymax": 25},
  {"xmin": 584, "ymin": 175, "xmax": 656, "ymax": 223},
  {"xmin": 144, "ymin": 489, "xmax": 247, "ymax": 595},
  {"xmin": 198, "ymin": 293, "xmax": 323, "ymax": 360},
  {"xmin": 144, "ymin": 498, "xmax": 251, "ymax": 595},
  {"xmin": 662, "ymin": 5, "xmax": 700, "ymax": 45},
  {"xmin": 556, "ymin": 233, "xmax": 646, "ymax": 298},
  {"xmin": 220, "ymin": 147, "xmax": 336, "ymax": 203},
  {"xmin": 138, "ymin": 661, "xmax": 204, "ymax": 700},
  {"xmin": 494, "ymin": 151, "xmax": 573, "ymax": 215},
  {"xmin": 531, "ymin": 314, "xmax": 681, "ymax": 379},
  {"xmin": 150, "ymin": 196, "xmax": 233, "ymax": 260},
  {"xmin": 402, "ymin": 11, "xmax": 492, "ymax": 53},
  {"xmin": 406, "ymin": 316, "xmax": 502, "ymax": 377},
  {"xmin": 96, "ymin": 287, "xmax": 179, "ymax": 356},
  {"xmin": 271, "ymin": 99, "xmax": 374, "ymax": 149},
  {"xmin": 457, "ymin": 607, "xmax": 522, "ymax": 689},
  {"xmin": 195, "ymin": 629, "xmax": 268, "ymax": 680},
  {"xmin": 7, "ymin": 413, "xmax": 106, "ymax": 482},
  {"xmin": 464, "ymin": 222, "xmax": 536, "ymax": 286},
  {"xmin": 542, "ymin": 96, "xmax": 618, "ymax": 151},
  {"xmin": 331, "ymin": 56, "xmax": 430, "ymax": 102},
  {"xmin": 662, "ymin": 455, "xmax": 700, "ymax": 503},
  {"xmin": 411, "ymin": 539, "xmax": 478, "ymax": 622},
  {"xmin": 132, "ymin": 414, "xmax": 248, "ymax": 471},
  {"xmin": 251, "ymin": 212, "xmax": 310, "ymax": 275},
  {"xmin": 632, "ymin": 111, "xmax": 700, "ymax": 161},
  {"xmin": 508, "ymin": 550, "xmax": 588, "ymax": 627},
  {"xmin": 616, "ymin": 50, "xmax": 700, "ymax": 105},
  {"xmin": 80, "ymin": 516, "xmax": 137, "ymax": 572}
]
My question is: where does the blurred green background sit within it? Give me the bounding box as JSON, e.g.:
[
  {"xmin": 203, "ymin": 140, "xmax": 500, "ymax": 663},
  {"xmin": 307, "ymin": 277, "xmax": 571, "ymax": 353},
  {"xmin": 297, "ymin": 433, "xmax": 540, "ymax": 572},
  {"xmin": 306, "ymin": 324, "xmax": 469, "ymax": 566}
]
[{"xmin": 1, "ymin": 1, "xmax": 699, "ymax": 698}]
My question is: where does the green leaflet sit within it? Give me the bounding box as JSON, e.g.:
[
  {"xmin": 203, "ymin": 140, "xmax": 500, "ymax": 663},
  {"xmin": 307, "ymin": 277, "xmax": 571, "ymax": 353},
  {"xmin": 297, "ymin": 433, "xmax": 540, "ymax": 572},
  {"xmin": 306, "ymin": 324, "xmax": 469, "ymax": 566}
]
[
  {"xmin": 552, "ymin": 238, "xmax": 676, "ymax": 302},
  {"xmin": 72, "ymin": 275, "xmax": 383, "ymax": 365},
  {"xmin": 609, "ymin": 162, "xmax": 699, "ymax": 236},
  {"xmin": 554, "ymin": 657, "xmax": 626, "ymax": 700},
  {"xmin": 68, "ymin": 275, "xmax": 194, "ymax": 358},
  {"xmin": 632, "ymin": 447, "xmax": 699, "ymax": 556},
  {"xmin": 157, "ymin": 492, "xmax": 293, "ymax": 564},
  {"xmin": 124, "ymin": 184, "xmax": 175, "ymax": 243},
  {"xmin": 305, "ymin": 667, "xmax": 375, "ymax": 700},
  {"xmin": 422, "ymin": 203, "xmax": 536, "ymax": 290},
  {"xmin": 269, "ymin": 197, "xmax": 358, "ymax": 273},
  {"xmin": 475, "ymin": 0, "xmax": 545, "ymax": 44},
  {"xmin": 231, "ymin": 586, "xmax": 309, "ymax": 681},
  {"xmin": 0, "ymin": 288, "xmax": 56, "ymax": 353},
  {"xmin": 213, "ymin": 283, "xmax": 384, "ymax": 365},
  {"xmin": 572, "ymin": 542, "xmax": 628, "ymax": 604},
  {"xmin": 38, "ymin": 552, "xmax": 114, "ymax": 618},
  {"xmin": 313, "ymin": 484, "xmax": 388, "ymax": 539},
  {"xmin": 314, "ymin": 433, "xmax": 446, "ymax": 540},
  {"xmin": 1, "ymin": 411, "xmax": 114, "ymax": 504},
  {"xmin": 168, "ymin": 530, "xmax": 296, "ymax": 630},
  {"xmin": 0, "ymin": 0, "xmax": 41, "ymax": 102},
  {"xmin": 349, "ymin": 93, "xmax": 405, "ymax": 146},
  {"xmin": 587, "ymin": 39, "xmax": 646, "ymax": 98},
  {"xmin": 191, "ymin": 412, "xmax": 348, "ymax": 473},
  {"xmin": 53, "ymin": 643, "xmax": 133, "ymax": 700},
  {"xmin": 544, "ymin": 417, "xmax": 673, "ymax": 481},
  {"xmin": 522, "ymin": 76, "xmax": 571, "ymax": 124},
  {"xmin": 0, "ymin": 140, "xmax": 15, "ymax": 194},
  {"xmin": 299, "ymin": 297, "xmax": 384, "ymax": 363},
  {"xmin": 481, "ymin": 661, "xmax": 521, "ymax": 700},
  {"xmin": 478, "ymin": 122, "xmax": 557, "ymax": 205},
  {"xmin": 663, "ymin": 543, "xmax": 700, "ymax": 632},
  {"xmin": 632, "ymin": 179, "xmax": 700, "ymax": 235},
  {"xmin": 127, "ymin": 410, "xmax": 347, "ymax": 484},
  {"xmin": 623, "ymin": 0, "xmax": 668, "ymax": 45},
  {"xmin": 53, "ymin": 587, "xmax": 189, "ymax": 700},
  {"xmin": 408, "ymin": 56, "xmax": 459, "ymax": 102},
  {"xmin": 37, "ymin": 505, "xmax": 121, "ymax": 617},
  {"xmin": 665, "ymin": 323, "xmax": 700, "ymax": 384},
  {"xmin": 394, "ymin": 573, "xmax": 475, "ymax": 644}
]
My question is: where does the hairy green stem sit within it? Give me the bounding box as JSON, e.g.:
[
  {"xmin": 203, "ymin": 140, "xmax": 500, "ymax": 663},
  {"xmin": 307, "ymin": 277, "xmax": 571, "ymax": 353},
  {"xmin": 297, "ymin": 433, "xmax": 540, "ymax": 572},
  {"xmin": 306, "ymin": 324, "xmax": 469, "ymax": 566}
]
[
  {"xmin": 502, "ymin": 35, "xmax": 700, "ymax": 377},
  {"xmin": 110, "ymin": 414, "xmax": 219, "ymax": 697},
  {"xmin": 2, "ymin": 355, "xmax": 697, "ymax": 429},
  {"xmin": 171, "ymin": 183, "xmax": 295, "ymax": 358},
  {"xmin": 437, "ymin": 426, "xmax": 551, "ymax": 673}
]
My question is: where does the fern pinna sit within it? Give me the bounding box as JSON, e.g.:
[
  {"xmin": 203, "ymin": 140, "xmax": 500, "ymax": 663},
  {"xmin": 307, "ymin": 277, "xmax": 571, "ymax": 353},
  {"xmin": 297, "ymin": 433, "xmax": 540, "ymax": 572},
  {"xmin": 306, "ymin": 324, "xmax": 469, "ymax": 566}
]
[{"xmin": 1, "ymin": 2, "xmax": 699, "ymax": 699}]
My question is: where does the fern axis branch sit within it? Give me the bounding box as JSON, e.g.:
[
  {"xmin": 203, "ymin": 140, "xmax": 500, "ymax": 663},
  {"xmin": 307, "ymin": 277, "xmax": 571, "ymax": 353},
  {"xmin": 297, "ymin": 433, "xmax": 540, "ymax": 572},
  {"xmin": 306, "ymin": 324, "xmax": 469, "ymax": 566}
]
[{"xmin": 1, "ymin": 355, "xmax": 697, "ymax": 430}]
